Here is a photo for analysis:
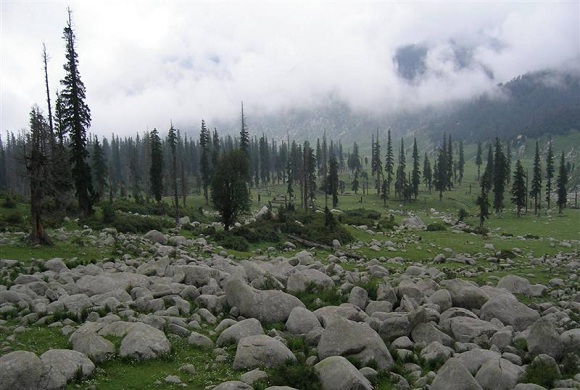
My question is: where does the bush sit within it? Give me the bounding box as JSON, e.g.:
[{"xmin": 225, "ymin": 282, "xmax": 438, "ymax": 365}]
[
  {"xmin": 112, "ymin": 213, "xmax": 172, "ymax": 234},
  {"xmin": 523, "ymin": 357, "xmax": 561, "ymax": 388},
  {"xmin": 214, "ymin": 231, "xmax": 250, "ymax": 252},
  {"xmin": 377, "ymin": 218, "xmax": 398, "ymax": 231},
  {"xmin": 1, "ymin": 195, "xmax": 17, "ymax": 209},
  {"xmin": 339, "ymin": 208, "xmax": 381, "ymax": 226},
  {"xmin": 256, "ymin": 361, "xmax": 321, "ymax": 390},
  {"xmin": 426, "ymin": 223, "xmax": 447, "ymax": 231},
  {"xmin": 101, "ymin": 202, "xmax": 116, "ymax": 224}
]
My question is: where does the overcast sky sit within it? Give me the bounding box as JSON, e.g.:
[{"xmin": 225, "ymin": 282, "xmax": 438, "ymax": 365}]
[{"xmin": 2, "ymin": 0, "xmax": 579, "ymax": 138}]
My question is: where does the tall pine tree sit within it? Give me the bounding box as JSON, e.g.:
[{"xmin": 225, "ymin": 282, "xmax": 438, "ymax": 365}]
[
  {"xmin": 511, "ymin": 159, "xmax": 526, "ymax": 217},
  {"xmin": 60, "ymin": 8, "xmax": 93, "ymax": 217},
  {"xmin": 475, "ymin": 140, "xmax": 483, "ymax": 181},
  {"xmin": 411, "ymin": 137, "xmax": 420, "ymax": 199},
  {"xmin": 199, "ymin": 120, "xmax": 211, "ymax": 205},
  {"xmin": 385, "ymin": 129, "xmax": 394, "ymax": 199},
  {"xmin": 492, "ymin": 138, "xmax": 507, "ymax": 213},
  {"xmin": 423, "ymin": 153, "xmax": 432, "ymax": 193},
  {"xmin": 545, "ymin": 140, "xmax": 554, "ymax": 209},
  {"xmin": 530, "ymin": 141, "xmax": 542, "ymax": 215},
  {"xmin": 556, "ymin": 151, "xmax": 568, "ymax": 213},
  {"xmin": 149, "ymin": 129, "xmax": 163, "ymax": 202}
]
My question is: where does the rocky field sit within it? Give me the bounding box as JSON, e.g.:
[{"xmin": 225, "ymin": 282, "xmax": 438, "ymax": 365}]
[{"xmin": 0, "ymin": 215, "xmax": 579, "ymax": 390}]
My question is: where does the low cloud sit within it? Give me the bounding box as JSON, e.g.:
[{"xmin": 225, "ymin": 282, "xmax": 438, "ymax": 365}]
[{"xmin": 2, "ymin": 1, "xmax": 578, "ymax": 137}]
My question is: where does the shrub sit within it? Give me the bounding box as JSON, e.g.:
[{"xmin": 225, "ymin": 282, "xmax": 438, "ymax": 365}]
[
  {"xmin": 256, "ymin": 361, "xmax": 321, "ymax": 390},
  {"xmin": 377, "ymin": 218, "xmax": 398, "ymax": 231},
  {"xmin": 426, "ymin": 222, "xmax": 446, "ymax": 231},
  {"xmin": 339, "ymin": 208, "xmax": 381, "ymax": 226},
  {"xmin": 214, "ymin": 231, "xmax": 250, "ymax": 252},
  {"xmin": 1, "ymin": 195, "xmax": 17, "ymax": 209},
  {"xmin": 112, "ymin": 213, "xmax": 172, "ymax": 233},
  {"xmin": 102, "ymin": 202, "xmax": 116, "ymax": 224},
  {"xmin": 523, "ymin": 357, "xmax": 561, "ymax": 388}
]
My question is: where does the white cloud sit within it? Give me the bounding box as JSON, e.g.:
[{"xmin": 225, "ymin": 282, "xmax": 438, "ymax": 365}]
[{"xmin": 1, "ymin": 0, "xmax": 578, "ymax": 137}]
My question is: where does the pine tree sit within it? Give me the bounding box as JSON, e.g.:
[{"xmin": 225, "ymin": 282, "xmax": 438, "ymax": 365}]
[
  {"xmin": 385, "ymin": 129, "xmax": 394, "ymax": 199},
  {"xmin": 556, "ymin": 151, "xmax": 568, "ymax": 213},
  {"xmin": 239, "ymin": 102, "xmax": 250, "ymax": 157},
  {"xmin": 545, "ymin": 140, "xmax": 554, "ymax": 209},
  {"xmin": 327, "ymin": 147, "xmax": 339, "ymax": 208},
  {"xmin": 212, "ymin": 128, "xmax": 220, "ymax": 171},
  {"xmin": 26, "ymin": 106, "xmax": 53, "ymax": 245},
  {"xmin": 60, "ymin": 8, "xmax": 93, "ymax": 217},
  {"xmin": 505, "ymin": 140, "xmax": 512, "ymax": 184},
  {"xmin": 433, "ymin": 145, "xmax": 447, "ymax": 200},
  {"xmin": 411, "ymin": 137, "xmax": 420, "ymax": 199},
  {"xmin": 446, "ymin": 134, "xmax": 453, "ymax": 190},
  {"xmin": 482, "ymin": 143, "xmax": 494, "ymax": 192},
  {"xmin": 492, "ymin": 137, "xmax": 507, "ymax": 213},
  {"xmin": 371, "ymin": 130, "xmax": 382, "ymax": 196},
  {"xmin": 167, "ymin": 124, "xmax": 180, "ymax": 226},
  {"xmin": 394, "ymin": 138, "xmax": 406, "ymax": 199},
  {"xmin": 91, "ymin": 136, "xmax": 107, "ymax": 203},
  {"xmin": 199, "ymin": 120, "xmax": 211, "ymax": 205},
  {"xmin": 511, "ymin": 159, "xmax": 526, "ymax": 217},
  {"xmin": 348, "ymin": 142, "xmax": 362, "ymax": 173},
  {"xmin": 458, "ymin": 140, "xmax": 465, "ymax": 185},
  {"xmin": 351, "ymin": 170, "xmax": 360, "ymax": 195},
  {"xmin": 211, "ymin": 150, "xmax": 250, "ymax": 230},
  {"xmin": 259, "ymin": 134, "xmax": 270, "ymax": 187},
  {"xmin": 476, "ymin": 172, "xmax": 491, "ymax": 230},
  {"xmin": 423, "ymin": 153, "xmax": 432, "ymax": 193},
  {"xmin": 149, "ymin": 128, "xmax": 163, "ymax": 202},
  {"xmin": 530, "ymin": 141, "xmax": 542, "ymax": 215},
  {"xmin": 475, "ymin": 140, "xmax": 483, "ymax": 181}
]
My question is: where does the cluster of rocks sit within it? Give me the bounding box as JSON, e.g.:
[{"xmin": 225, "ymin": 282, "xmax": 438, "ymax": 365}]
[{"xmin": 0, "ymin": 228, "xmax": 579, "ymax": 389}]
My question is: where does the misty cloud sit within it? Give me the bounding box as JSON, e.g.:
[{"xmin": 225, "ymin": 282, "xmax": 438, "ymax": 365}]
[{"xmin": 1, "ymin": 1, "xmax": 578, "ymax": 137}]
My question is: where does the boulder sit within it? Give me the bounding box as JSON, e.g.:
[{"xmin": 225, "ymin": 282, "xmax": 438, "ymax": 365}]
[
  {"xmin": 474, "ymin": 358, "xmax": 524, "ymax": 390},
  {"xmin": 213, "ymin": 381, "xmax": 253, "ymax": 390},
  {"xmin": 187, "ymin": 332, "xmax": 214, "ymax": 349},
  {"xmin": 441, "ymin": 316, "xmax": 499, "ymax": 344},
  {"xmin": 401, "ymin": 216, "xmax": 426, "ymax": 229},
  {"xmin": 216, "ymin": 318, "xmax": 264, "ymax": 347},
  {"xmin": 317, "ymin": 316, "xmax": 394, "ymax": 371},
  {"xmin": 420, "ymin": 341, "xmax": 454, "ymax": 364},
  {"xmin": 456, "ymin": 349, "xmax": 502, "ymax": 375},
  {"xmin": 70, "ymin": 324, "xmax": 115, "ymax": 363},
  {"xmin": 44, "ymin": 258, "xmax": 68, "ymax": 273},
  {"xmin": 144, "ymin": 229, "xmax": 167, "ymax": 244},
  {"xmin": 378, "ymin": 312, "xmax": 411, "ymax": 341},
  {"xmin": 527, "ymin": 317, "xmax": 563, "ymax": 359},
  {"xmin": 314, "ymin": 356, "xmax": 373, "ymax": 390},
  {"xmin": 411, "ymin": 322, "xmax": 455, "ymax": 347},
  {"xmin": 430, "ymin": 357, "xmax": 483, "ymax": 390},
  {"xmin": 314, "ymin": 304, "xmax": 368, "ymax": 326},
  {"xmin": 429, "ymin": 289, "xmax": 453, "ymax": 312},
  {"xmin": 480, "ymin": 295, "xmax": 540, "ymax": 331},
  {"xmin": 119, "ymin": 322, "xmax": 171, "ymax": 360},
  {"xmin": 285, "ymin": 306, "xmax": 321, "ymax": 335},
  {"xmin": 347, "ymin": 286, "xmax": 368, "ymax": 309},
  {"xmin": 233, "ymin": 335, "xmax": 296, "ymax": 370},
  {"xmin": 497, "ymin": 275, "xmax": 531, "ymax": 295},
  {"xmin": 441, "ymin": 280, "xmax": 489, "ymax": 310},
  {"xmin": 0, "ymin": 351, "xmax": 47, "ymax": 390},
  {"xmin": 287, "ymin": 268, "xmax": 334, "ymax": 293},
  {"xmin": 225, "ymin": 279, "xmax": 304, "ymax": 323},
  {"xmin": 561, "ymin": 328, "xmax": 580, "ymax": 355},
  {"xmin": 40, "ymin": 349, "xmax": 95, "ymax": 388}
]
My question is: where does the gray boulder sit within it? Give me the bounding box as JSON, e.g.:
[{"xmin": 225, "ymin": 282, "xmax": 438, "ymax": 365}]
[
  {"xmin": 144, "ymin": 229, "xmax": 167, "ymax": 244},
  {"xmin": 411, "ymin": 322, "xmax": 455, "ymax": 347},
  {"xmin": 474, "ymin": 358, "xmax": 524, "ymax": 390},
  {"xmin": 44, "ymin": 258, "xmax": 68, "ymax": 273},
  {"xmin": 0, "ymin": 351, "xmax": 47, "ymax": 390},
  {"xmin": 317, "ymin": 316, "xmax": 394, "ymax": 371},
  {"xmin": 480, "ymin": 295, "xmax": 540, "ymax": 331},
  {"xmin": 119, "ymin": 322, "xmax": 171, "ymax": 360},
  {"xmin": 233, "ymin": 335, "xmax": 296, "ymax": 370},
  {"xmin": 429, "ymin": 289, "xmax": 453, "ymax": 312},
  {"xmin": 216, "ymin": 318, "xmax": 264, "ymax": 347},
  {"xmin": 225, "ymin": 279, "xmax": 304, "ymax": 323},
  {"xmin": 431, "ymin": 357, "xmax": 483, "ymax": 390},
  {"xmin": 70, "ymin": 324, "xmax": 115, "ymax": 363},
  {"xmin": 441, "ymin": 316, "xmax": 499, "ymax": 344},
  {"xmin": 401, "ymin": 216, "xmax": 426, "ymax": 229},
  {"xmin": 512, "ymin": 385, "xmax": 548, "ymax": 390},
  {"xmin": 420, "ymin": 341, "xmax": 454, "ymax": 364},
  {"xmin": 314, "ymin": 356, "xmax": 373, "ymax": 390},
  {"xmin": 348, "ymin": 286, "xmax": 369, "ymax": 309},
  {"xmin": 561, "ymin": 328, "xmax": 580, "ymax": 355},
  {"xmin": 527, "ymin": 317, "xmax": 563, "ymax": 359},
  {"xmin": 441, "ymin": 280, "xmax": 489, "ymax": 310},
  {"xmin": 212, "ymin": 381, "xmax": 253, "ymax": 390},
  {"xmin": 285, "ymin": 306, "xmax": 321, "ymax": 335},
  {"xmin": 40, "ymin": 349, "xmax": 95, "ymax": 389},
  {"xmin": 456, "ymin": 349, "xmax": 502, "ymax": 375},
  {"xmin": 287, "ymin": 268, "xmax": 334, "ymax": 293},
  {"xmin": 378, "ymin": 312, "xmax": 411, "ymax": 341},
  {"xmin": 497, "ymin": 275, "xmax": 531, "ymax": 295},
  {"xmin": 188, "ymin": 332, "xmax": 214, "ymax": 349}
]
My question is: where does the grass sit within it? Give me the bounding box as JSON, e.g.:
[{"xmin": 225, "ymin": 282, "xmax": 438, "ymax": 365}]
[{"xmin": 0, "ymin": 325, "xmax": 70, "ymax": 355}]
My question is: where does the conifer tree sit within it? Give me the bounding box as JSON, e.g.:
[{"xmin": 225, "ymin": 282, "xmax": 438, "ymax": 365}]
[
  {"xmin": 476, "ymin": 171, "xmax": 491, "ymax": 230},
  {"xmin": 458, "ymin": 140, "xmax": 465, "ymax": 185},
  {"xmin": 511, "ymin": 159, "xmax": 526, "ymax": 217},
  {"xmin": 212, "ymin": 128, "xmax": 220, "ymax": 170},
  {"xmin": 482, "ymin": 143, "xmax": 494, "ymax": 192},
  {"xmin": 385, "ymin": 129, "xmax": 394, "ymax": 199},
  {"xmin": 149, "ymin": 128, "xmax": 163, "ymax": 202},
  {"xmin": 411, "ymin": 137, "xmax": 420, "ymax": 199},
  {"xmin": 395, "ymin": 138, "xmax": 407, "ymax": 200},
  {"xmin": 475, "ymin": 140, "xmax": 483, "ymax": 181},
  {"xmin": 492, "ymin": 137, "xmax": 507, "ymax": 213},
  {"xmin": 327, "ymin": 147, "xmax": 339, "ymax": 208},
  {"xmin": 505, "ymin": 140, "xmax": 512, "ymax": 184},
  {"xmin": 423, "ymin": 153, "xmax": 432, "ymax": 193},
  {"xmin": 530, "ymin": 141, "xmax": 542, "ymax": 215},
  {"xmin": 239, "ymin": 102, "xmax": 250, "ymax": 157},
  {"xmin": 433, "ymin": 144, "xmax": 447, "ymax": 201},
  {"xmin": 371, "ymin": 130, "xmax": 382, "ymax": 196},
  {"xmin": 545, "ymin": 140, "xmax": 554, "ymax": 209},
  {"xmin": 167, "ymin": 125, "xmax": 179, "ymax": 226},
  {"xmin": 199, "ymin": 120, "xmax": 211, "ymax": 205},
  {"xmin": 446, "ymin": 134, "xmax": 453, "ymax": 190},
  {"xmin": 348, "ymin": 142, "xmax": 362, "ymax": 173},
  {"xmin": 60, "ymin": 8, "xmax": 93, "ymax": 217},
  {"xmin": 91, "ymin": 136, "xmax": 107, "ymax": 203},
  {"xmin": 556, "ymin": 151, "xmax": 568, "ymax": 213}
]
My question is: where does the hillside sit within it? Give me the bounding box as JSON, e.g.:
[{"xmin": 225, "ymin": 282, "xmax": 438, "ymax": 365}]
[{"xmin": 209, "ymin": 67, "xmax": 579, "ymax": 145}]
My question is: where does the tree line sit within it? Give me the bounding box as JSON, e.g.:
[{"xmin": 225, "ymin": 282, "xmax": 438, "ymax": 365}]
[{"xmin": 0, "ymin": 9, "xmax": 574, "ymax": 242}]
